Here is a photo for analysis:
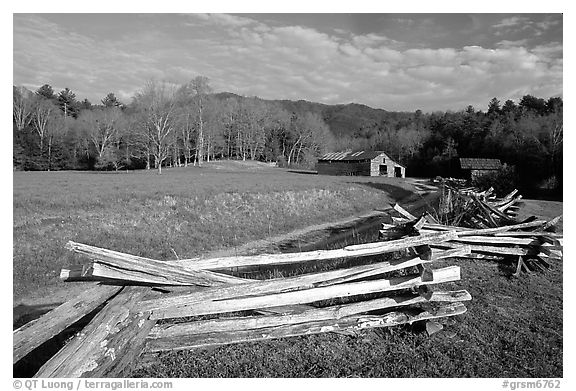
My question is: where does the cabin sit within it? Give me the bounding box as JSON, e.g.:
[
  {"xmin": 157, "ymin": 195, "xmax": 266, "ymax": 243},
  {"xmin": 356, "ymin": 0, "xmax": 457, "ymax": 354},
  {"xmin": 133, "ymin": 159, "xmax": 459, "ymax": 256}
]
[
  {"xmin": 459, "ymin": 158, "xmax": 502, "ymax": 180},
  {"xmin": 316, "ymin": 151, "xmax": 406, "ymax": 177}
]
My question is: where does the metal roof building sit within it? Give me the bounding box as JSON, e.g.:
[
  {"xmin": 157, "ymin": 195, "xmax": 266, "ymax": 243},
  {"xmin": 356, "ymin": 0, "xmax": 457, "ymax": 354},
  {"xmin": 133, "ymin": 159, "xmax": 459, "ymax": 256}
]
[
  {"xmin": 316, "ymin": 151, "xmax": 405, "ymax": 177},
  {"xmin": 459, "ymin": 158, "xmax": 502, "ymax": 180}
]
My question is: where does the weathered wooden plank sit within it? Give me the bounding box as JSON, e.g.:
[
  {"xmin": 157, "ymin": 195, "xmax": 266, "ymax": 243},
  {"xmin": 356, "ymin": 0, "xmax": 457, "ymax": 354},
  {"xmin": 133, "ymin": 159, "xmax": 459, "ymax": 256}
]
[
  {"xmin": 255, "ymin": 305, "xmax": 313, "ymax": 316},
  {"xmin": 501, "ymin": 189, "xmax": 519, "ymax": 201},
  {"xmin": 141, "ymin": 247, "xmax": 469, "ymax": 312},
  {"xmin": 34, "ymin": 286, "xmax": 153, "ymax": 378},
  {"xmin": 139, "ymin": 254, "xmax": 432, "ymax": 315},
  {"xmin": 145, "ymin": 302, "xmax": 468, "ymax": 353},
  {"xmin": 378, "ymin": 219, "xmax": 423, "ymax": 240},
  {"xmin": 477, "ymin": 196, "xmax": 518, "ymax": 224},
  {"xmin": 59, "ymin": 264, "xmax": 95, "ymax": 282},
  {"xmin": 13, "ymin": 284, "xmax": 122, "ymax": 364},
  {"xmin": 145, "ymin": 266, "xmax": 461, "ymax": 320},
  {"xmin": 150, "ymin": 290, "xmax": 471, "ymax": 337},
  {"xmin": 420, "ymin": 220, "xmax": 546, "ymax": 234},
  {"xmin": 423, "ymin": 211, "xmax": 439, "ymax": 224},
  {"xmin": 472, "ymin": 196, "xmax": 500, "ymax": 228},
  {"xmin": 393, "ymin": 203, "xmax": 417, "ymax": 220},
  {"xmin": 171, "ymin": 231, "xmax": 458, "ymax": 270},
  {"xmin": 65, "ymin": 241, "xmax": 247, "ymax": 286},
  {"xmin": 447, "ymin": 236, "xmax": 540, "ymax": 246},
  {"xmin": 492, "ymin": 231, "xmax": 562, "ymax": 239},
  {"xmin": 141, "ymin": 246, "xmax": 471, "ymax": 318},
  {"xmin": 92, "ymin": 262, "xmax": 247, "ymax": 286},
  {"xmin": 540, "ymin": 215, "xmax": 562, "ymax": 232},
  {"xmin": 391, "ymin": 216, "xmax": 411, "ymax": 224},
  {"xmin": 344, "ymin": 231, "xmax": 457, "ymax": 251},
  {"xmin": 432, "ymin": 243, "xmax": 538, "ymax": 257},
  {"xmin": 83, "ymin": 309, "xmax": 155, "ymax": 376},
  {"xmin": 496, "ymin": 196, "xmax": 523, "ymax": 212}
]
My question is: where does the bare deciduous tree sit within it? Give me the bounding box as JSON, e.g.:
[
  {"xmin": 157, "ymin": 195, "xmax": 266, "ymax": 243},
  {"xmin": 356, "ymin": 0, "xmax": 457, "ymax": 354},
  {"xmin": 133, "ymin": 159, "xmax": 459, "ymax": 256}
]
[
  {"xmin": 133, "ymin": 80, "xmax": 177, "ymax": 174},
  {"xmin": 188, "ymin": 76, "xmax": 212, "ymax": 166},
  {"xmin": 32, "ymin": 97, "xmax": 57, "ymax": 152},
  {"xmin": 13, "ymin": 86, "xmax": 34, "ymax": 132},
  {"xmin": 78, "ymin": 107, "xmax": 124, "ymax": 162}
]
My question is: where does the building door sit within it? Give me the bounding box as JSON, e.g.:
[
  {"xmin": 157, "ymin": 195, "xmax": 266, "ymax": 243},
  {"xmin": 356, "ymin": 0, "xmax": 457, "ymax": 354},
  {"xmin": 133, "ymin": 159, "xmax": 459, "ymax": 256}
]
[
  {"xmin": 394, "ymin": 167, "xmax": 402, "ymax": 177},
  {"xmin": 379, "ymin": 165, "xmax": 388, "ymax": 176}
]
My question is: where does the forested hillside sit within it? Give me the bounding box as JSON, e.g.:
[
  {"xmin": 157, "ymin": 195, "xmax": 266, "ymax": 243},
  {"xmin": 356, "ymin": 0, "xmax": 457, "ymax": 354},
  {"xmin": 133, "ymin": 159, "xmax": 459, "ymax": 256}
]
[{"xmin": 13, "ymin": 76, "xmax": 562, "ymax": 195}]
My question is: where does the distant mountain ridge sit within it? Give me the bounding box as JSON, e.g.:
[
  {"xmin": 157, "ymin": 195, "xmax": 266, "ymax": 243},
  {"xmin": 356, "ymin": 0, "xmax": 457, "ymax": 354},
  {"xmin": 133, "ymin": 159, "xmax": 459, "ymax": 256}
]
[{"xmin": 212, "ymin": 92, "xmax": 413, "ymax": 138}]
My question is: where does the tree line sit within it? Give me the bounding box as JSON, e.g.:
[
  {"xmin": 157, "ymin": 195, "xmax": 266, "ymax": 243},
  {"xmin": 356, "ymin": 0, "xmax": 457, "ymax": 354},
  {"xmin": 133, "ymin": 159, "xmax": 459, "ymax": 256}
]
[
  {"xmin": 13, "ymin": 76, "xmax": 333, "ymax": 174},
  {"xmin": 327, "ymin": 96, "xmax": 562, "ymax": 196},
  {"xmin": 13, "ymin": 77, "xmax": 562, "ymax": 195}
]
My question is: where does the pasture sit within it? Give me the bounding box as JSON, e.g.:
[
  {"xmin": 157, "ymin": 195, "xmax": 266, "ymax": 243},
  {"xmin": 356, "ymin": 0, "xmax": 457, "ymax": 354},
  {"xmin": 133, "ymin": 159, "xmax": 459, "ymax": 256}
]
[
  {"xmin": 13, "ymin": 161, "xmax": 413, "ymax": 301},
  {"xmin": 12, "ymin": 161, "xmax": 562, "ymax": 378}
]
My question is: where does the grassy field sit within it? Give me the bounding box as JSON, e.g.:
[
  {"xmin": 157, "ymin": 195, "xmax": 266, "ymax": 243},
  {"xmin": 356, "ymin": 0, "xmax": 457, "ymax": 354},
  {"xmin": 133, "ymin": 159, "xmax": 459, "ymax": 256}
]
[
  {"xmin": 13, "ymin": 162, "xmax": 563, "ymax": 378},
  {"xmin": 13, "ymin": 161, "xmax": 415, "ymax": 301}
]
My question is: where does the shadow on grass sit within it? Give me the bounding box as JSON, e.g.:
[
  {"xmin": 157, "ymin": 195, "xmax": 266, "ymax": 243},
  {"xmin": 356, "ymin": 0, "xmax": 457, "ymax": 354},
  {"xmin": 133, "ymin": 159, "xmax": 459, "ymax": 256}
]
[
  {"xmin": 13, "ymin": 304, "xmax": 106, "ymax": 377},
  {"xmin": 286, "ymin": 169, "xmax": 318, "ymax": 175},
  {"xmin": 13, "ymin": 303, "xmax": 62, "ymax": 330},
  {"xmin": 353, "ymin": 181, "xmax": 415, "ymax": 203},
  {"xmin": 497, "ymin": 260, "xmax": 519, "ymax": 279}
]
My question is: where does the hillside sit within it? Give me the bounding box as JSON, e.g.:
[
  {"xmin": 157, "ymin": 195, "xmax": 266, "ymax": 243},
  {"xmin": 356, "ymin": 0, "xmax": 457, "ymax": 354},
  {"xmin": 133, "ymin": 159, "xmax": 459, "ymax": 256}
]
[{"xmin": 213, "ymin": 92, "xmax": 413, "ymax": 139}]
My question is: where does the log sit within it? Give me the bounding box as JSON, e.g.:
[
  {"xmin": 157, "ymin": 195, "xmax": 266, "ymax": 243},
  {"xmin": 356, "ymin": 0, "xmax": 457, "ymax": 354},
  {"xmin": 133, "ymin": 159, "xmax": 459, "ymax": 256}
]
[
  {"xmin": 144, "ymin": 266, "xmax": 461, "ymax": 320},
  {"xmin": 378, "ymin": 218, "xmax": 424, "ymax": 240},
  {"xmin": 150, "ymin": 290, "xmax": 471, "ymax": 336},
  {"xmin": 391, "ymin": 216, "xmax": 410, "ymax": 224},
  {"xmin": 255, "ymin": 305, "xmax": 313, "ymax": 316},
  {"xmin": 472, "ymin": 196, "xmax": 500, "ymax": 228},
  {"xmin": 13, "ymin": 284, "xmax": 122, "ymax": 364},
  {"xmin": 393, "ymin": 203, "xmax": 417, "ymax": 220},
  {"xmin": 145, "ymin": 302, "xmax": 468, "ymax": 353},
  {"xmin": 65, "ymin": 241, "xmax": 247, "ymax": 286},
  {"xmin": 477, "ymin": 197, "xmax": 518, "ymax": 224},
  {"xmin": 59, "ymin": 264, "xmax": 95, "ymax": 282},
  {"xmin": 93, "ymin": 262, "xmax": 247, "ymax": 286},
  {"xmin": 420, "ymin": 220, "xmax": 546, "ymax": 234},
  {"xmin": 446, "ymin": 236, "xmax": 540, "ymax": 246},
  {"xmin": 35, "ymin": 287, "xmax": 153, "ymax": 377},
  {"xmin": 540, "ymin": 215, "xmax": 562, "ymax": 232},
  {"xmin": 35, "ymin": 287, "xmax": 153, "ymax": 378},
  {"xmin": 501, "ymin": 189, "xmax": 519, "ymax": 201},
  {"xmin": 432, "ymin": 243, "xmax": 538, "ymax": 257},
  {"xmin": 344, "ymin": 231, "xmax": 458, "ymax": 251},
  {"xmin": 492, "ymin": 231, "xmax": 562, "ymax": 239},
  {"xmin": 140, "ymin": 254, "xmax": 431, "ymax": 314},
  {"xmin": 140, "ymin": 246, "xmax": 471, "ymax": 318},
  {"xmin": 496, "ymin": 196, "xmax": 523, "ymax": 212},
  {"xmin": 173, "ymin": 231, "xmax": 459, "ymax": 270},
  {"xmin": 423, "ymin": 211, "xmax": 439, "ymax": 224}
]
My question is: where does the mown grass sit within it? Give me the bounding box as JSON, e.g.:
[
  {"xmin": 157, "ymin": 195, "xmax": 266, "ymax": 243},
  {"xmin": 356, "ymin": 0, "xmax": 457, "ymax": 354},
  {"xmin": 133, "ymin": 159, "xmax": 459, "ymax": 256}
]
[{"xmin": 13, "ymin": 163, "xmax": 413, "ymax": 299}]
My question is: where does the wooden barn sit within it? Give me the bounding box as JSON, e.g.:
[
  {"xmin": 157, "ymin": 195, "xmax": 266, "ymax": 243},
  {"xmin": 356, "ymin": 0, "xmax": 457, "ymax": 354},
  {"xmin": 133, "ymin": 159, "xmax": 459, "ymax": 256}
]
[
  {"xmin": 316, "ymin": 151, "xmax": 406, "ymax": 177},
  {"xmin": 459, "ymin": 158, "xmax": 502, "ymax": 180}
]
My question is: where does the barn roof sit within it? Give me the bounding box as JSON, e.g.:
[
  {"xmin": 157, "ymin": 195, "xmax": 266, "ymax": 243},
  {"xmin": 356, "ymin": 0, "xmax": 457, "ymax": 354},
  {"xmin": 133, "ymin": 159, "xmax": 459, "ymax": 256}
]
[
  {"xmin": 459, "ymin": 158, "xmax": 502, "ymax": 170},
  {"xmin": 318, "ymin": 151, "xmax": 385, "ymax": 161}
]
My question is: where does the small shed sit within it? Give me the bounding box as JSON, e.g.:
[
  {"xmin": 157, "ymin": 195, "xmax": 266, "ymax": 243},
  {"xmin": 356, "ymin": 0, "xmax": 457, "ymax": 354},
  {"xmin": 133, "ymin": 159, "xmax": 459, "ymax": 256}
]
[
  {"xmin": 316, "ymin": 151, "xmax": 405, "ymax": 177},
  {"xmin": 459, "ymin": 158, "xmax": 501, "ymax": 180}
]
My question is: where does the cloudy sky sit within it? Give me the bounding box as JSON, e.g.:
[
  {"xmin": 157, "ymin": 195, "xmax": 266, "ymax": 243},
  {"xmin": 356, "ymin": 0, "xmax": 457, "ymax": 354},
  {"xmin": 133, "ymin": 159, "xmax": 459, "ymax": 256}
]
[{"xmin": 13, "ymin": 13, "xmax": 562, "ymax": 112}]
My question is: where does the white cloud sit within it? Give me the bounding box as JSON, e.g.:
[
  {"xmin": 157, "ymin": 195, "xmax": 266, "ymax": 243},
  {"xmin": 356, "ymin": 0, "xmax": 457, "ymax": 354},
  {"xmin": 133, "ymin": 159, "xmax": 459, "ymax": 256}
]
[
  {"xmin": 496, "ymin": 39, "xmax": 529, "ymax": 47},
  {"xmin": 493, "ymin": 16, "xmax": 531, "ymax": 29},
  {"xmin": 13, "ymin": 14, "xmax": 563, "ymax": 112}
]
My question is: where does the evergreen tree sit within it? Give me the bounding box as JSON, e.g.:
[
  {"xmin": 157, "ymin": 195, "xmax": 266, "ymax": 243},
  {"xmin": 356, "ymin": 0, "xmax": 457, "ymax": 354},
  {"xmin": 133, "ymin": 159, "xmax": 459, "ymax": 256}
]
[
  {"xmin": 57, "ymin": 88, "xmax": 79, "ymax": 118},
  {"xmin": 101, "ymin": 93, "xmax": 122, "ymax": 108},
  {"xmin": 36, "ymin": 84, "xmax": 55, "ymax": 100}
]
